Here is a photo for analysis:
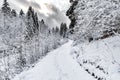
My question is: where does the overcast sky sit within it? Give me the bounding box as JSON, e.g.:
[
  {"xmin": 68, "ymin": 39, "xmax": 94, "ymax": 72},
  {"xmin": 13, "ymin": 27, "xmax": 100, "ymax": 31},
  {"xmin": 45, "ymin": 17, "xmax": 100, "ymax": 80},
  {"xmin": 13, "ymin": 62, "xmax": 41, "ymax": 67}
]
[{"xmin": 0, "ymin": 0, "xmax": 70, "ymax": 28}]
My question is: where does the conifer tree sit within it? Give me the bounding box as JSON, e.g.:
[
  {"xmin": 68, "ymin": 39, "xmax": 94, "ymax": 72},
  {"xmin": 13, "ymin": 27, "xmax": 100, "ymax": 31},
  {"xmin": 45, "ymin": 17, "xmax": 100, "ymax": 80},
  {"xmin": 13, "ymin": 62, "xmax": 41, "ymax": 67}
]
[
  {"xmin": 2, "ymin": 0, "xmax": 11, "ymax": 15},
  {"xmin": 41, "ymin": 19, "xmax": 44, "ymax": 24},
  {"xmin": 66, "ymin": 0, "xmax": 78, "ymax": 33},
  {"xmin": 26, "ymin": 6, "xmax": 39, "ymax": 39},
  {"xmin": 39, "ymin": 19, "xmax": 48, "ymax": 33},
  {"xmin": 11, "ymin": 9, "xmax": 17, "ymax": 17},
  {"xmin": 33, "ymin": 13, "xmax": 39, "ymax": 33},
  {"xmin": 52, "ymin": 28, "xmax": 55, "ymax": 33},
  {"xmin": 60, "ymin": 23, "xmax": 68, "ymax": 37},
  {"xmin": 55, "ymin": 27, "xmax": 59, "ymax": 33},
  {"xmin": 26, "ymin": 6, "xmax": 35, "ymax": 39},
  {"xmin": 19, "ymin": 9, "xmax": 24, "ymax": 17}
]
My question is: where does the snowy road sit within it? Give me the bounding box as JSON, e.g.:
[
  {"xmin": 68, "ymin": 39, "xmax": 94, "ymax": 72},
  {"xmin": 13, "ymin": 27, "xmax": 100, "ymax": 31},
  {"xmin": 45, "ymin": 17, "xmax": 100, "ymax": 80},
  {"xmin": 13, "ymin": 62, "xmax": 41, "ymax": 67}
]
[{"xmin": 13, "ymin": 40, "xmax": 95, "ymax": 80}]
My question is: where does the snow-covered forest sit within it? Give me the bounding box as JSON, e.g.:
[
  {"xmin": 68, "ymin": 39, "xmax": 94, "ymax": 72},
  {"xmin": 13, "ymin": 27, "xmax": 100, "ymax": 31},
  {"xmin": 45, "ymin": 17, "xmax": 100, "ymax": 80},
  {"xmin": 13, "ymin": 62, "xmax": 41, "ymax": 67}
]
[
  {"xmin": 67, "ymin": 0, "xmax": 120, "ymax": 42},
  {"xmin": 0, "ymin": 0, "xmax": 120, "ymax": 80},
  {"xmin": 0, "ymin": 0, "xmax": 68, "ymax": 79}
]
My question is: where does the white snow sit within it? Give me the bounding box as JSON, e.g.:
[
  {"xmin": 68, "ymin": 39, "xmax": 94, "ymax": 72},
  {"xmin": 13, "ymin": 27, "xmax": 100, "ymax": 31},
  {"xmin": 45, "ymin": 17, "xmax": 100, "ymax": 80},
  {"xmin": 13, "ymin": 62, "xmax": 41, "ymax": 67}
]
[
  {"xmin": 13, "ymin": 40, "xmax": 95, "ymax": 80},
  {"xmin": 12, "ymin": 36, "xmax": 120, "ymax": 80},
  {"xmin": 71, "ymin": 36, "xmax": 120, "ymax": 80}
]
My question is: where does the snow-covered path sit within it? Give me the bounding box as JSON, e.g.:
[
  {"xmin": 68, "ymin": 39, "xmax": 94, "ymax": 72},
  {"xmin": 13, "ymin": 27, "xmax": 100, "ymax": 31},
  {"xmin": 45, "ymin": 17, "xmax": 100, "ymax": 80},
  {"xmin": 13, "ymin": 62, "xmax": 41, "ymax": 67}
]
[{"xmin": 13, "ymin": 40, "xmax": 95, "ymax": 80}]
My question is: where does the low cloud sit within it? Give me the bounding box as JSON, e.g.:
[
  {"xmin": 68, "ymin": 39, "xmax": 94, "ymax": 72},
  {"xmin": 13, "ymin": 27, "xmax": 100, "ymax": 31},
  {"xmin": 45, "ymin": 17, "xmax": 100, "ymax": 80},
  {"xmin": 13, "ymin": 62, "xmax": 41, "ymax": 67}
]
[
  {"xmin": 44, "ymin": 4, "xmax": 70, "ymax": 28},
  {"xmin": 12, "ymin": 0, "xmax": 70, "ymax": 28},
  {"xmin": 16, "ymin": 0, "xmax": 41, "ymax": 10}
]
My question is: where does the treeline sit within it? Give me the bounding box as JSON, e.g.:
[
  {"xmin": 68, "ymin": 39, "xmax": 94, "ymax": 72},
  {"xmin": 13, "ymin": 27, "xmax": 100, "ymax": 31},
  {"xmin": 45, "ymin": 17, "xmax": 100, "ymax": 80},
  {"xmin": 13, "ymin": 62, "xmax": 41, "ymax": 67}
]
[{"xmin": 1, "ymin": 0, "xmax": 68, "ymax": 39}]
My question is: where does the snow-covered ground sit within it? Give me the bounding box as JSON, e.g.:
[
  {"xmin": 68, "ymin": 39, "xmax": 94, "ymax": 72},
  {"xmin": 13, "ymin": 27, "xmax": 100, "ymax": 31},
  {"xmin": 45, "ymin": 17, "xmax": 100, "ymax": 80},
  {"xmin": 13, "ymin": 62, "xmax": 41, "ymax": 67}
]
[
  {"xmin": 12, "ymin": 36, "xmax": 120, "ymax": 80},
  {"xmin": 71, "ymin": 36, "xmax": 120, "ymax": 80},
  {"xmin": 12, "ymin": 40, "xmax": 95, "ymax": 80}
]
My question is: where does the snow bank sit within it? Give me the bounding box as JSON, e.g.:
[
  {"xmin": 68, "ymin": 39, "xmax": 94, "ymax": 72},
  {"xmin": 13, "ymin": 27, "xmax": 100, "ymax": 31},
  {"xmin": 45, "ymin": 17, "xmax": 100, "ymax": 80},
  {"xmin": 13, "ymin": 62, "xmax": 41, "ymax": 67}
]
[{"xmin": 71, "ymin": 36, "xmax": 120, "ymax": 80}]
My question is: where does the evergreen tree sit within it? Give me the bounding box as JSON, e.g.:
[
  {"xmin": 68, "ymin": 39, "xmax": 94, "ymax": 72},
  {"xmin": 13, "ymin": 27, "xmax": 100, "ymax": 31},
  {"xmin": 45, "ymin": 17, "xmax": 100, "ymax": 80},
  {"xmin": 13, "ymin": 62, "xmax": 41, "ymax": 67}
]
[
  {"xmin": 33, "ymin": 13, "xmax": 39, "ymax": 33},
  {"xmin": 60, "ymin": 23, "xmax": 63, "ymax": 36},
  {"xmin": 66, "ymin": 0, "xmax": 78, "ymax": 33},
  {"xmin": 55, "ymin": 27, "xmax": 59, "ymax": 33},
  {"xmin": 63, "ymin": 24, "xmax": 68, "ymax": 37},
  {"xmin": 19, "ymin": 9, "xmax": 24, "ymax": 17},
  {"xmin": 27, "ymin": 6, "xmax": 34, "ymax": 20},
  {"xmin": 26, "ymin": 6, "xmax": 35, "ymax": 39},
  {"xmin": 52, "ymin": 28, "xmax": 55, "ymax": 33},
  {"xmin": 60, "ymin": 23, "xmax": 68, "ymax": 37},
  {"xmin": 11, "ymin": 9, "xmax": 17, "ymax": 17},
  {"xmin": 41, "ymin": 19, "xmax": 44, "ymax": 24},
  {"xmin": 2, "ymin": 0, "xmax": 11, "ymax": 15},
  {"xmin": 26, "ymin": 6, "xmax": 39, "ymax": 39},
  {"xmin": 39, "ymin": 19, "xmax": 48, "ymax": 33}
]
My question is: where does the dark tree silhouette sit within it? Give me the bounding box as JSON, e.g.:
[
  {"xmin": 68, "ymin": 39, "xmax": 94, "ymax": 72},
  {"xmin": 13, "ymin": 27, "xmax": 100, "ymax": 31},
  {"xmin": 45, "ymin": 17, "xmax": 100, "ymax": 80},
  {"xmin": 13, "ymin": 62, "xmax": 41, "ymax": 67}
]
[
  {"xmin": 66, "ymin": 0, "xmax": 78, "ymax": 33},
  {"xmin": 2, "ymin": 0, "xmax": 11, "ymax": 15},
  {"xmin": 60, "ymin": 23, "xmax": 68, "ymax": 37},
  {"xmin": 26, "ymin": 6, "xmax": 40, "ymax": 39},
  {"xmin": 11, "ymin": 9, "xmax": 17, "ymax": 17},
  {"xmin": 19, "ymin": 9, "xmax": 25, "ymax": 17}
]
